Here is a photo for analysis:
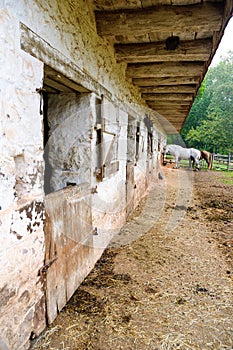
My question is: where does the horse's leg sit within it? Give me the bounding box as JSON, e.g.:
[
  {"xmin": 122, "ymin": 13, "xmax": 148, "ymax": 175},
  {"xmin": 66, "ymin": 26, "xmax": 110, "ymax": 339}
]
[
  {"xmin": 195, "ymin": 158, "xmax": 200, "ymax": 170},
  {"xmin": 189, "ymin": 158, "xmax": 192, "ymax": 169},
  {"xmin": 206, "ymin": 156, "xmax": 210, "ymax": 170},
  {"xmin": 189, "ymin": 156, "xmax": 195, "ymax": 169},
  {"xmin": 208, "ymin": 154, "xmax": 213, "ymax": 170},
  {"xmin": 174, "ymin": 156, "xmax": 179, "ymax": 168}
]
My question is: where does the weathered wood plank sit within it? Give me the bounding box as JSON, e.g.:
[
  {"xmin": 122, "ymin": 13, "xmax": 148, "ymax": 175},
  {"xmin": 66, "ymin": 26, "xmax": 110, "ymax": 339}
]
[
  {"xmin": 149, "ymin": 100, "xmax": 191, "ymax": 105},
  {"xmin": 44, "ymin": 66, "xmax": 88, "ymax": 93},
  {"xmin": 161, "ymin": 121, "xmax": 184, "ymax": 126},
  {"xmin": 158, "ymin": 116, "xmax": 189, "ymax": 122},
  {"xmin": 155, "ymin": 112, "xmax": 190, "ymax": 118},
  {"xmin": 43, "ymin": 77, "xmax": 75, "ymax": 93},
  {"xmin": 115, "ymin": 39, "xmax": 212, "ymax": 63},
  {"xmin": 150, "ymin": 109, "xmax": 190, "ymax": 115},
  {"xmin": 133, "ymin": 76, "xmax": 200, "ymax": 86},
  {"xmin": 154, "ymin": 108, "xmax": 190, "ymax": 114},
  {"xmin": 142, "ymin": 0, "xmax": 172, "ymax": 6},
  {"xmin": 92, "ymin": 0, "xmax": 143, "ymax": 11},
  {"xmin": 149, "ymin": 104, "xmax": 191, "ymax": 110},
  {"xmin": 44, "ymin": 185, "xmax": 94, "ymax": 324},
  {"xmin": 149, "ymin": 105, "xmax": 191, "ymax": 112},
  {"xmin": 148, "ymin": 100, "xmax": 192, "ymax": 108},
  {"xmin": 95, "ymin": 3, "xmax": 223, "ymax": 36},
  {"xmin": 127, "ymin": 62, "xmax": 205, "ymax": 78},
  {"xmin": 154, "ymin": 109, "xmax": 190, "ymax": 114},
  {"xmin": 143, "ymin": 93, "xmax": 194, "ymax": 101},
  {"xmin": 153, "ymin": 113, "xmax": 189, "ymax": 117},
  {"xmin": 20, "ymin": 23, "xmax": 109, "ymax": 97},
  {"xmin": 114, "ymin": 33, "xmax": 151, "ymax": 44},
  {"xmin": 140, "ymin": 85, "xmax": 196, "ymax": 93},
  {"xmin": 161, "ymin": 118, "xmax": 186, "ymax": 123},
  {"xmin": 151, "ymin": 104, "xmax": 191, "ymax": 111}
]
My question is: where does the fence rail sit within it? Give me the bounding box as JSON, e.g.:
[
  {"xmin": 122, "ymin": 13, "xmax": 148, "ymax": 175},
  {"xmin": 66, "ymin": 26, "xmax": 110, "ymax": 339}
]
[
  {"xmin": 212, "ymin": 153, "xmax": 233, "ymax": 171},
  {"xmin": 165, "ymin": 153, "xmax": 233, "ymax": 171}
]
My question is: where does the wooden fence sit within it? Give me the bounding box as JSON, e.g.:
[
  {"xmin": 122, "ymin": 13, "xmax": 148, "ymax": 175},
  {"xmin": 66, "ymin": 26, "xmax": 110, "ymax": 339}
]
[
  {"xmin": 211, "ymin": 153, "xmax": 233, "ymax": 171},
  {"xmin": 165, "ymin": 153, "xmax": 233, "ymax": 171}
]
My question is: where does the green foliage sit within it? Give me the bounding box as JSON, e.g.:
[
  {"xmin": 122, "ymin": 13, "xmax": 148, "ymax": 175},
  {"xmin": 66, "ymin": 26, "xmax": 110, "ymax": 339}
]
[{"xmin": 181, "ymin": 51, "xmax": 233, "ymax": 154}]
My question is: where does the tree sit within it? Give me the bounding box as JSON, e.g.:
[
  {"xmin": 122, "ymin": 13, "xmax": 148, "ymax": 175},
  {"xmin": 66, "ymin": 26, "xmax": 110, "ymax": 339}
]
[{"xmin": 181, "ymin": 51, "xmax": 233, "ymax": 154}]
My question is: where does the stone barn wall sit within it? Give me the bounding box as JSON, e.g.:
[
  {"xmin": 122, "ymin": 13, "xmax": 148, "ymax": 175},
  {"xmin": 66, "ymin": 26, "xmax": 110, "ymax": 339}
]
[{"xmin": 0, "ymin": 1, "xmax": 165, "ymax": 349}]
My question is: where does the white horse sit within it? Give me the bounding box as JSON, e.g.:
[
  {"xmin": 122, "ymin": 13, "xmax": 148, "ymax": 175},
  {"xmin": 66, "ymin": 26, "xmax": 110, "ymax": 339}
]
[{"xmin": 163, "ymin": 144, "xmax": 201, "ymax": 170}]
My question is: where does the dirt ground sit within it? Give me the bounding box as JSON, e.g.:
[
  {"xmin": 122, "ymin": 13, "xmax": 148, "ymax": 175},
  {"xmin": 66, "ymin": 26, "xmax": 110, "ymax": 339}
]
[{"xmin": 31, "ymin": 166, "xmax": 233, "ymax": 350}]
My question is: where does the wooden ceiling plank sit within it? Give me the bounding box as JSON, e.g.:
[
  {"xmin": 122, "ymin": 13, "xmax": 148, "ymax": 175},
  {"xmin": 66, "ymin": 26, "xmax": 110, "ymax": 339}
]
[
  {"xmin": 44, "ymin": 66, "xmax": 89, "ymax": 93},
  {"xmin": 149, "ymin": 105, "xmax": 190, "ymax": 110},
  {"xmin": 149, "ymin": 100, "xmax": 191, "ymax": 105},
  {"xmin": 140, "ymin": 85, "xmax": 197, "ymax": 93},
  {"xmin": 158, "ymin": 110, "xmax": 189, "ymax": 113},
  {"xmin": 43, "ymin": 77, "xmax": 75, "ymax": 92},
  {"xmin": 115, "ymin": 39, "xmax": 212, "ymax": 63},
  {"xmin": 127, "ymin": 62, "xmax": 205, "ymax": 78},
  {"xmin": 153, "ymin": 108, "xmax": 189, "ymax": 112},
  {"xmin": 154, "ymin": 112, "xmax": 190, "ymax": 116},
  {"xmin": 143, "ymin": 93, "xmax": 194, "ymax": 101},
  {"xmin": 149, "ymin": 105, "xmax": 191, "ymax": 110},
  {"xmin": 160, "ymin": 119, "xmax": 186, "ymax": 123},
  {"xmin": 133, "ymin": 76, "xmax": 200, "ymax": 86},
  {"xmin": 151, "ymin": 110, "xmax": 189, "ymax": 114},
  {"xmin": 95, "ymin": 3, "xmax": 223, "ymax": 36},
  {"xmin": 43, "ymin": 84, "xmax": 60, "ymax": 94}
]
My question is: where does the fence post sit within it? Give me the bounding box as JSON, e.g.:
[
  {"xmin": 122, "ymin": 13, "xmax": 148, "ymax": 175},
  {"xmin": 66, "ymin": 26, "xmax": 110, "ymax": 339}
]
[{"xmin": 227, "ymin": 153, "xmax": 230, "ymax": 171}]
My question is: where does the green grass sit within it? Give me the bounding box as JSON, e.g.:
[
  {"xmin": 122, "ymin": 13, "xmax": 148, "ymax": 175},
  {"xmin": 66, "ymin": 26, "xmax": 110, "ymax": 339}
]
[
  {"xmin": 211, "ymin": 162, "xmax": 230, "ymax": 171},
  {"xmin": 218, "ymin": 171, "xmax": 233, "ymax": 185}
]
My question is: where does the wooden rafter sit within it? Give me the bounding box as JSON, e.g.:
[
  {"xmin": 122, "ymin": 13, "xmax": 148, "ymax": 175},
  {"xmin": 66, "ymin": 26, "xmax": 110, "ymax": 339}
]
[
  {"xmin": 132, "ymin": 76, "xmax": 200, "ymax": 86},
  {"xmin": 127, "ymin": 62, "xmax": 205, "ymax": 78},
  {"xmin": 95, "ymin": 3, "xmax": 223, "ymax": 36},
  {"xmin": 140, "ymin": 85, "xmax": 197, "ymax": 93},
  {"xmin": 115, "ymin": 39, "xmax": 212, "ymax": 63},
  {"xmin": 93, "ymin": 0, "xmax": 232, "ymax": 133}
]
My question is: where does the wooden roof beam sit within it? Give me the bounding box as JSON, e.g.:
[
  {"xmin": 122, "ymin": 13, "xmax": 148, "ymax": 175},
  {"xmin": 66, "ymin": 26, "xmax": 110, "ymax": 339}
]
[
  {"xmin": 115, "ymin": 39, "xmax": 212, "ymax": 63},
  {"xmin": 144, "ymin": 93, "xmax": 194, "ymax": 101},
  {"xmin": 127, "ymin": 62, "xmax": 205, "ymax": 78},
  {"xmin": 149, "ymin": 105, "xmax": 191, "ymax": 111},
  {"xmin": 150, "ymin": 110, "xmax": 190, "ymax": 115},
  {"xmin": 161, "ymin": 118, "xmax": 186, "ymax": 122},
  {"xmin": 140, "ymin": 85, "xmax": 197, "ymax": 93},
  {"xmin": 154, "ymin": 115, "xmax": 189, "ymax": 119},
  {"xmin": 154, "ymin": 112, "xmax": 189, "ymax": 116},
  {"xmin": 148, "ymin": 101, "xmax": 191, "ymax": 107},
  {"xmin": 133, "ymin": 76, "xmax": 200, "ymax": 86},
  {"xmin": 95, "ymin": 3, "xmax": 223, "ymax": 36},
  {"xmin": 153, "ymin": 108, "xmax": 190, "ymax": 113}
]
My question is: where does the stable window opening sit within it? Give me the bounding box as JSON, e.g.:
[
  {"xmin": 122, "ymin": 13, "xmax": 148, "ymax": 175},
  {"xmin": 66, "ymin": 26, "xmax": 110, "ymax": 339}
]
[{"xmin": 41, "ymin": 65, "xmax": 90, "ymax": 194}]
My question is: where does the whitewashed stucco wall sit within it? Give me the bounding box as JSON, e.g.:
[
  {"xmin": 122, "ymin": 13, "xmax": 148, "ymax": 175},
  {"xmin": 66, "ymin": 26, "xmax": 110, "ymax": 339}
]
[
  {"xmin": 13, "ymin": 0, "xmax": 164, "ymax": 121},
  {"xmin": 0, "ymin": 6, "xmax": 45, "ymax": 350},
  {"xmin": 0, "ymin": 1, "xmax": 165, "ymax": 349}
]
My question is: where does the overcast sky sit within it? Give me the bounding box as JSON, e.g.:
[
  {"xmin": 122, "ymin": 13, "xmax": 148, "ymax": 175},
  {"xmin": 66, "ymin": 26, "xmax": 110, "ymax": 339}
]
[{"xmin": 210, "ymin": 16, "xmax": 233, "ymax": 66}]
